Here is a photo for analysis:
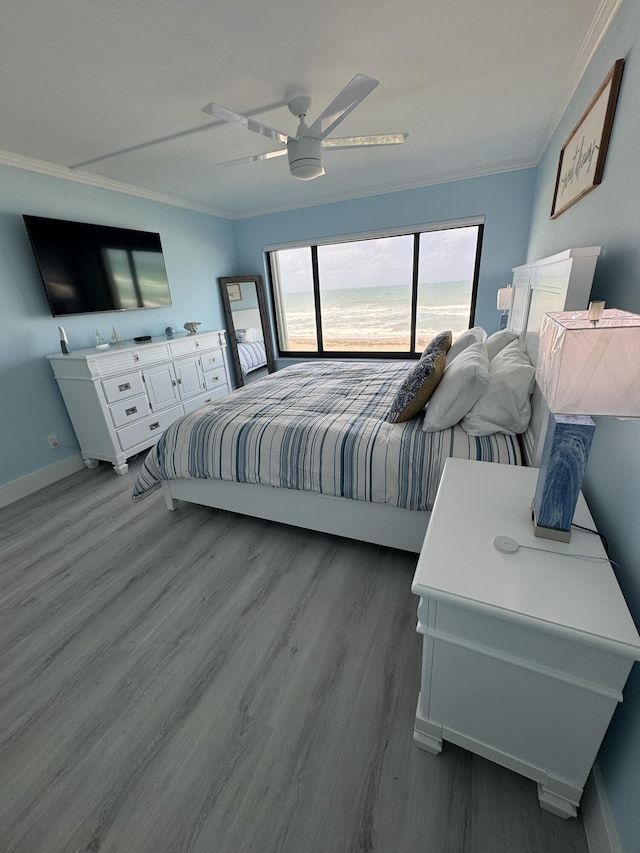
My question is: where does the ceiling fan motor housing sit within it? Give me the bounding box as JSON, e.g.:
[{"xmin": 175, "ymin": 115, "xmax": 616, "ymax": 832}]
[{"xmin": 287, "ymin": 135, "xmax": 324, "ymax": 180}]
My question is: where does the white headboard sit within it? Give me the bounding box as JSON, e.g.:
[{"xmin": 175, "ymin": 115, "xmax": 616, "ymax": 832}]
[{"xmin": 508, "ymin": 247, "xmax": 601, "ymax": 466}]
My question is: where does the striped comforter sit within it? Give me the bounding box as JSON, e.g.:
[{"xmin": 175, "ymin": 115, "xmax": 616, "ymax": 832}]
[
  {"xmin": 132, "ymin": 361, "xmax": 521, "ymax": 510},
  {"xmin": 238, "ymin": 340, "xmax": 267, "ymax": 376}
]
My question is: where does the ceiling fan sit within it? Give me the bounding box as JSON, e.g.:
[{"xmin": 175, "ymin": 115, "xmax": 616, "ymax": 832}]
[{"xmin": 201, "ymin": 74, "xmax": 408, "ymax": 181}]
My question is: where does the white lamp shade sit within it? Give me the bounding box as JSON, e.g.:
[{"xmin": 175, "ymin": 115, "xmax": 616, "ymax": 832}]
[
  {"xmin": 535, "ymin": 310, "xmax": 640, "ymax": 416},
  {"xmin": 497, "ymin": 287, "xmax": 513, "ymax": 311}
]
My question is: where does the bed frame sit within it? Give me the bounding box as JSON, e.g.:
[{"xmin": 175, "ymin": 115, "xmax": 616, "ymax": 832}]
[{"xmin": 161, "ymin": 248, "xmax": 600, "ymax": 552}]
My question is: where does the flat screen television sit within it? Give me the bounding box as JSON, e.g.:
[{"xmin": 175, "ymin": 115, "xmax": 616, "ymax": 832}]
[{"xmin": 23, "ymin": 215, "xmax": 173, "ymax": 317}]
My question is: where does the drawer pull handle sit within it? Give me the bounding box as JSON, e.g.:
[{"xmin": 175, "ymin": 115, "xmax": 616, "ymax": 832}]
[
  {"xmin": 118, "ymin": 382, "xmax": 131, "ymax": 392},
  {"xmin": 212, "ymin": 375, "xmax": 219, "ymax": 382},
  {"xmin": 177, "ymin": 378, "xmax": 182, "ymax": 385},
  {"xmin": 125, "ymin": 406, "xmax": 138, "ymax": 416},
  {"xmin": 195, "ymin": 341, "xmax": 200, "ymax": 348},
  {"xmin": 149, "ymin": 421, "xmax": 160, "ymax": 431},
  {"xmin": 133, "ymin": 354, "xmax": 140, "ymax": 362},
  {"xmin": 172, "ymin": 380, "xmax": 177, "ymax": 386}
]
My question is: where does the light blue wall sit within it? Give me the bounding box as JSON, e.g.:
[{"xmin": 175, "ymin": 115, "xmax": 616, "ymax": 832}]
[
  {"xmin": 526, "ymin": 1, "xmax": 640, "ymax": 849},
  {"xmin": 232, "ymin": 169, "xmax": 536, "ymax": 348},
  {"xmin": 0, "ymin": 165, "xmax": 236, "ymax": 486}
]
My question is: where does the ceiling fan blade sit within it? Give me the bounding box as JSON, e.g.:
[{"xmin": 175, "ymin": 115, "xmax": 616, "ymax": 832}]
[
  {"xmin": 218, "ymin": 148, "xmax": 288, "ymax": 167},
  {"xmin": 322, "ymin": 133, "xmax": 408, "ymax": 150},
  {"xmin": 201, "ymin": 102, "xmax": 289, "ymax": 145},
  {"xmin": 306, "ymin": 74, "xmax": 379, "ymax": 141}
]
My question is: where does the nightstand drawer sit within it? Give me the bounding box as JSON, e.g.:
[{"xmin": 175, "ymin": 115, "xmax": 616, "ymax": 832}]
[{"xmin": 431, "ymin": 602, "xmax": 630, "ymax": 691}]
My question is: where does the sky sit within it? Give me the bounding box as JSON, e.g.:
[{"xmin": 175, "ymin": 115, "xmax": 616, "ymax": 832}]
[{"xmin": 275, "ymin": 226, "xmax": 479, "ymax": 292}]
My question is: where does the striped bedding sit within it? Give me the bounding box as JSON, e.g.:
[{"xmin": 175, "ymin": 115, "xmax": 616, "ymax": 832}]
[
  {"xmin": 238, "ymin": 340, "xmax": 267, "ymax": 376},
  {"xmin": 132, "ymin": 360, "xmax": 521, "ymax": 510}
]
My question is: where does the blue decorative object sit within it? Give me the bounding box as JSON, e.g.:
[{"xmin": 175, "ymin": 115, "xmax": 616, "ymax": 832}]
[
  {"xmin": 533, "ymin": 414, "xmax": 595, "ymax": 541},
  {"xmin": 165, "ymin": 326, "xmax": 176, "ymax": 338}
]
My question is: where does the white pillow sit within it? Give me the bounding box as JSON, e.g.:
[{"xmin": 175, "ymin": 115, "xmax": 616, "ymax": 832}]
[
  {"xmin": 422, "ymin": 342, "xmax": 491, "ymax": 432},
  {"xmin": 245, "ymin": 326, "xmax": 258, "ymax": 342},
  {"xmin": 461, "ymin": 341, "xmax": 535, "ymax": 435},
  {"xmin": 485, "ymin": 328, "xmax": 519, "ymax": 361},
  {"xmin": 446, "ymin": 326, "xmax": 486, "ymax": 362}
]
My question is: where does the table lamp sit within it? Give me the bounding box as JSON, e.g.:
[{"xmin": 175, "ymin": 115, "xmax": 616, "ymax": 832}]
[
  {"xmin": 533, "ymin": 305, "xmax": 640, "ymax": 541},
  {"xmin": 497, "ymin": 286, "xmax": 513, "ymax": 330}
]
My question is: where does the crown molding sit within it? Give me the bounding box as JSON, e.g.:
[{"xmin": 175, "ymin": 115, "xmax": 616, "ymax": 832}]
[
  {"xmin": 0, "ymin": 148, "xmax": 232, "ymax": 219},
  {"xmin": 534, "ymin": 0, "xmax": 624, "ymax": 162},
  {"xmin": 0, "ymin": 145, "xmax": 537, "ymax": 222},
  {"xmin": 228, "ymin": 156, "xmax": 538, "ymax": 219}
]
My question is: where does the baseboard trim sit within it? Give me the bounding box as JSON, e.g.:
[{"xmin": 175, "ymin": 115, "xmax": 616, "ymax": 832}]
[
  {"xmin": 0, "ymin": 454, "xmax": 85, "ymax": 509},
  {"xmin": 583, "ymin": 762, "xmax": 623, "ymax": 853}
]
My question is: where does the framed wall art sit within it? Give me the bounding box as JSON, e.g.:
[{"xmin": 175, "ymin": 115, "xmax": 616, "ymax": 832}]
[
  {"xmin": 550, "ymin": 58, "xmax": 625, "ymax": 219},
  {"xmin": 226, "ymin": 282, "xmax": 243, "ymax": 302}
]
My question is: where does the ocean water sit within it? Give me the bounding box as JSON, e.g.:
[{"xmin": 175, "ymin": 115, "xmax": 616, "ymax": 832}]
[{"xmin": 282, "ymin": 281, "xmax": 472, "ymax": 349}]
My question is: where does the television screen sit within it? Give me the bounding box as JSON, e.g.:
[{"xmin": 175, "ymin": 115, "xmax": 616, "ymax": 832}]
[{"xmin": 23, "ymin": 215, "xmax": 173, "ymax": 317}]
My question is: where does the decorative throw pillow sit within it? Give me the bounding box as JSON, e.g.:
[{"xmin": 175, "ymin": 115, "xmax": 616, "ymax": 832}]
[
  {"xmin": 461, "ymin": 340, "xmax": 535, "ymax": 435},
  {"xmin": 235, "ymin": 328, "xmax": 247, "ymax": 343},
  {"xmin": 386, "ymin": 349, "xmax": 447, "ymax": 423},
  {"xmin": 422, "ymin": 342, "xmax": 491, "ymax": 432},
  {"xmin": 485, "ymin": 328, "xmax": 519, "ymax": 361},
  {"xmin": 420, "ymin": 330, "xmax": 452, "ymax": 359},
  {"xmin": 446, "ymin": 326, "xmax": 487, "ymax": 363}
]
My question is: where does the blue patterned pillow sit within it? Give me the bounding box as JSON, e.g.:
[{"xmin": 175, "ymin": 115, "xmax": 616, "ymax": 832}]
[
  {"xmin": 386, "ymin": 348, "xmax": 447, "ymax": 423},
  {"xmin": 235, "ymin": 328, "xmax": 247, "ymax": 343},
  {"xmin": 421, "ymin": 330, "xmax": 452, "ymax": 359}
]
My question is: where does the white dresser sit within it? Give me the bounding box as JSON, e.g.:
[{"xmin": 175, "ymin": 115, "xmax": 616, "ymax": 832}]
[
  {"xmin": 412, "ymin": 457, "xmax": 640, "ymax": 818},
  {"xmin": 48, "ymin": 330, "xmax": 230, "ymax": 474}
]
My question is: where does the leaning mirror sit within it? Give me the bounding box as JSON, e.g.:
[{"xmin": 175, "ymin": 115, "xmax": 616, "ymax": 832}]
[{"xmin": 218, "ymin": 275, "xmax": 275, "ymax": 387}]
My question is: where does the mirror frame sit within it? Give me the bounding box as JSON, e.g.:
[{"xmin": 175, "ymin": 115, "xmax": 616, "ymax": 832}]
[{"xmin": 218, "ymin": 275, "xmax": 276, "ymax": 387}]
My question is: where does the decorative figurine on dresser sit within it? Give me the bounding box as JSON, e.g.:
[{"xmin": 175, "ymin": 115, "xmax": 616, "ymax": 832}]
[{"xmin": 47, "ymin": 330, "xmax": 230, "ymax": 475}]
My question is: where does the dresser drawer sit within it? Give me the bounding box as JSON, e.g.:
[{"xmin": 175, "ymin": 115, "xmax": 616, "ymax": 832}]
[
  {"xmin": 182, "ymin": 384, "xmax": 229, "ymax": 414},
  {"xmin": 204, "ymin": 369, "xmax": 227, "ymax": 391},
  {"xmin": 109, "ymin": 394, "xmax": 150, "ymax": 428},
  {"xmin": 200, "ymin": 348, "xmax": 225, "ymax": 372},
  {"xmin": 116, "ymin": 405, "xmax": 182, "ymax": 451},
  {"xmin": 94, "ymin": 344, "xmax": 171, "ymax": 374},
  {"xmin": 170, "ymin": 337, "xmax": 207, "ymax": 357},
  {"xmin": 102, "ymin": 371, "xmax": 145, "ymax": 403}
]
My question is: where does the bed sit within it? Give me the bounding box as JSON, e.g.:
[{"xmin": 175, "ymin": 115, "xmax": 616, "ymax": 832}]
[
  {"xmin": 232, "ymin": 308, "xmax": 268, "ymax": 377},
  {"xmin": 132, "ymin": 247, "xmax": 600, "ymax": 551},
  {"xmin": 237, "ymin": 339, "xmax": 268, "ymax": 377}
]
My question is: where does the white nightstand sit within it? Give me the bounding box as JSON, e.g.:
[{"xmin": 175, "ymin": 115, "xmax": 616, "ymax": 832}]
[{"xmin": 411, "ymin": 457, "xmax": 640, "ymax": 818}]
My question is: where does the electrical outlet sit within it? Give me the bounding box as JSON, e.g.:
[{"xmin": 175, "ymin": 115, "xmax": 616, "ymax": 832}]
[{"xmin": 47, "ymin": 434, "xmax": 60, "ymax": 449}]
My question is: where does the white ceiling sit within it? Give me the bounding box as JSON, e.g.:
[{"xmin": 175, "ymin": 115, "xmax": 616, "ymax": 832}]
[{"xmin": 0, "ymin": 0, "xmax": 619, "ymax": 219}]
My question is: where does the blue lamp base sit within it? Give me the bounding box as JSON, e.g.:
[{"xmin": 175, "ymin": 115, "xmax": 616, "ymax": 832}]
[{"xmin": 532, "ymin": 414, "xmax": 595, "ymax": 542}]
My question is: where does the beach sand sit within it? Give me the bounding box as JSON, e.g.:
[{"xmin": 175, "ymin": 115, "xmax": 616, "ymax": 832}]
[{"xmin": 283, "ymin": 333, "xmax": 436, "ymax": 353}]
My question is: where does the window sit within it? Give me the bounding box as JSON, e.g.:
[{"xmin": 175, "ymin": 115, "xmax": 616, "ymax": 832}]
[{"xmin": 267, "ymin": 222, "xmax": 483, "ymax": 358}]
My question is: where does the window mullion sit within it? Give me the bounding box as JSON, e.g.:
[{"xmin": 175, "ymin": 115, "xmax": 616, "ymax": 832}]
[
  {"xmin": 311, "ymin": 246, "xmax": 324, "ymax": 353},
  {"xmin": 468, "ymin": 224, "xmax": 483, "ymax": 328},
  {"xmin": 410, "ymin": 233, "xmax": 419, "ymax": 353}
]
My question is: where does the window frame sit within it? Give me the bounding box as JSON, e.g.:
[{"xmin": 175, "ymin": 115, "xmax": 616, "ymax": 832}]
[{"xmin": 266, "ymin": 217, "xmax": 484, "ymax": 360}]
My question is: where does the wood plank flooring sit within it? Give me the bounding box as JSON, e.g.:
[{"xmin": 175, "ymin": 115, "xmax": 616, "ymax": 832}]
[{"xmin": 0, "ymin": 460, "xmax": 589, "ymax": 853}]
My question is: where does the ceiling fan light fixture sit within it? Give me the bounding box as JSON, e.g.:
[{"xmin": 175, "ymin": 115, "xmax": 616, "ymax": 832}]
[{"xmin": 287, "ymin": 136, "xmax": 324, "ymax": 180}]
